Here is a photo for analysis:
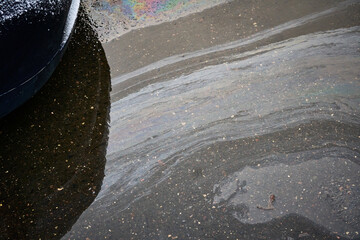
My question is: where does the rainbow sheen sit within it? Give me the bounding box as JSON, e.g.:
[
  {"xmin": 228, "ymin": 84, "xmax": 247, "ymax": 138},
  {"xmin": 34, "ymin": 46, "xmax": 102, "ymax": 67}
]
[
  {"xmin": 93, "ymin": 0, "xmax": 225, "ymax": 21},
  {"xmin": 85, "ymin": 0, "xmax": 227, "ymax": 41}
]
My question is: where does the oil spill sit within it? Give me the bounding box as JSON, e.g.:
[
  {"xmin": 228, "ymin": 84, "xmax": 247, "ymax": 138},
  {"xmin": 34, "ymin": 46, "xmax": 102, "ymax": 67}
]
[
  {"xmin": 213, "ymin": 149, "xmax": 360, "ymax": 238},
  {"xmin": 82, "ymin": 0, "xmax": 229, "ymax": 42},
  {"xmin": 1, "ymin": 0, "xmax": 359, "ymax": 239},
  {"xmin": 64, "ymin": 1, "xmax": 360, "ymax": 239},
  {"xmin": 0, "ymin": 9, "xmax": 111, "ymax": 240}
]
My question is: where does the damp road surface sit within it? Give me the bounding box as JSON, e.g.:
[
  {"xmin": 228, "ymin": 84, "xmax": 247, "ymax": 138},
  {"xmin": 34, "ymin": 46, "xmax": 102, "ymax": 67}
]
[{"xmin": 1, "ymin": 0, "xmax": 360, "ymax": 240}]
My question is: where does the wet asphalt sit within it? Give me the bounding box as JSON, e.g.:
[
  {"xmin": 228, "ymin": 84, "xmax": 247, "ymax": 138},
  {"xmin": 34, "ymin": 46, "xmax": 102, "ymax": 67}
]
[{"xmin": 1, "ymin": 1, "xmax": 360, "ymax": 240}]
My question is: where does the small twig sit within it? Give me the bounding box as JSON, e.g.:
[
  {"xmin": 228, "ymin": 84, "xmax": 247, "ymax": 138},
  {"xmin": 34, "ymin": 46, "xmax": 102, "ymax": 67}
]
[{"xmin": 257, "ymin": 194, "xmax": 275, "ymax": 210}]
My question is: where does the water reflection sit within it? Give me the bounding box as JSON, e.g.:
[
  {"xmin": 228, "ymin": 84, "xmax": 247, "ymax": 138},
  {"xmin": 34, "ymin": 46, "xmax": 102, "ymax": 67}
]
[{"xmin": 0, "ymin": 9, "xmax": 111, "ymax": 240}]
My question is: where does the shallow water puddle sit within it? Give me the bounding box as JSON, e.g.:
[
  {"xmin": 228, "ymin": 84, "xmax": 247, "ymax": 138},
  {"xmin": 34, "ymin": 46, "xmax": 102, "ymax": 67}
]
[{"xmin": 46, "ymin": 0, "xmax": 360, "ymax": 239}]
